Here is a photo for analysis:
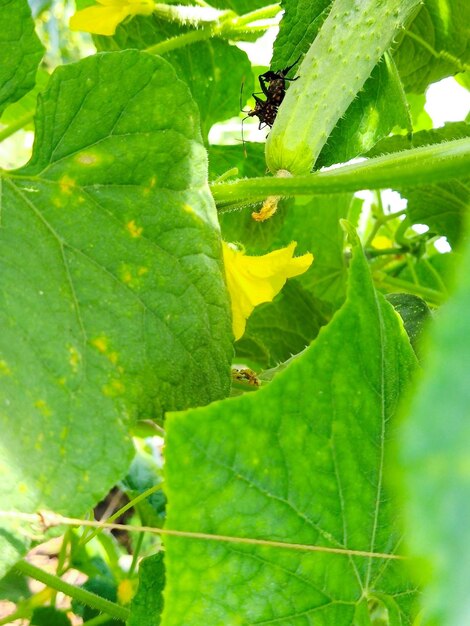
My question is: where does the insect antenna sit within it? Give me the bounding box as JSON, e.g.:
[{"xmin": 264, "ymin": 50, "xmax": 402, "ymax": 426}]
[{"xmin": 239, "ymin": 78, "xmax": 249, "ymax": 158}]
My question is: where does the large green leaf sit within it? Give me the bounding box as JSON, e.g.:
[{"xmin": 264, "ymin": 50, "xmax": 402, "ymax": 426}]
[
  {"xmin": 393, "ymin": 0, "xmax": 470, "ymax": 94},
  {"xmin": 0, "ymin": 0, "xmax": 44, "ymax": 116},
  {"xmin": 0, "ymin": 50, "xmax": 232, "ymax": 576},
  {"xmin": 399, "ymin": 234, "xmax": 470, "ymax": 625},
  {"xmin": 162, "ymin": 241, "xmax": 418, "ymax": 625}
]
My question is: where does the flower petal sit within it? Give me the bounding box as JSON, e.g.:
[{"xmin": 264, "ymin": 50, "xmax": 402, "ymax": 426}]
[
  {"xmin": 223, "ymin": 241, "xmax": 313, "ymax": 341},
  {"xmin": 70, "ymin": 0, "xmax": 154, "ymax": 35},
  {"xmin": 69, "ymin": 4, "xmax": 130, "ymax": 35}
]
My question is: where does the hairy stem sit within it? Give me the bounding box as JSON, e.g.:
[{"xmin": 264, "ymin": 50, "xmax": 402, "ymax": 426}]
[
  {"xmin": 15, "ymin": 560, "xmax": 129, "ymax": 622},
  {"xmin": 211, "ymin": 138, "xmax": 470, "ymax": 210}
]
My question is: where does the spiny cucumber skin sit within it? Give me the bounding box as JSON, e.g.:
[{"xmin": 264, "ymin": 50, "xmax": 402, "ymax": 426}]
[{"xmin": 265, "ymin": 0, "xmax": 422, "ymax": 176}]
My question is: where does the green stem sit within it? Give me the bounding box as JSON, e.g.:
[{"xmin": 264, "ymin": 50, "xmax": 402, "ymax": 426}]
[
  {"xmin": 129, "ymin": 532, "xmax": 145, "ymax": 578},
  {"xmin": 233, "ymin": 3, "xmax": 280, "ymax": 26},
  {"xmin": 15, "ymin": 560, "xmax": 129, "ymax": 622},
  {"xmin": 146, "ymin": 4, "xmax": 280, "ymax": 55},
  {"xmin": 51, "ymin": 528, "xmax": 70, "ymax": 605},
  {"xmin": 375, "ymin": 273, "xmax": 444, "ymax": 306},
  {"xmin": 0, "ymin": 111, "xmax": 35, "ymax": 143},
  {"xmin": 146, "ymin": 26, "xmax": 214, "ymax": 55},
  {"xmin": 366, "ymin": 247, "xmax": 409, "ymax": 258},
  {"xmin": 211, "ymin": 137, "xmax": 470, "ymax": 209},
  {"xmin": 82, "ymin": 484, "xmax": 162, "ymax": 545}
]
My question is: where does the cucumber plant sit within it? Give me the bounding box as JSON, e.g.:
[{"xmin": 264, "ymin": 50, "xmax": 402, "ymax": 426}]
[{"xmin": 0, "ymin": 1, "xmax": 469, "ymax": 625}]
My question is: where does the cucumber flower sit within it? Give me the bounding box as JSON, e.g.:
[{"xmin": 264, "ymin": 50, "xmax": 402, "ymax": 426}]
[
  {"xmin": 70, "ymin": 0, "xmax": 155, "ymax": 36},
  {"xmin": 222, "ymin": 241, "xmax": 313, "ymax": 341}
]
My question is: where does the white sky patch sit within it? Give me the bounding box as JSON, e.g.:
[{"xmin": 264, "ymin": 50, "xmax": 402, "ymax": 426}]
[
  {"xmin": 425, "ymin": 77, "xmax": 470, "ymax": 125},
  {"xmin": 411, "ymin": 223, "xmax": 429, "ymax": 234},
  {"xmin": 237, "ymin": 24, "xmax": 280, "ymax": 67},
  {"xmin": 434, "ymin": 237, "xmax": 452, "ymax": 253}
]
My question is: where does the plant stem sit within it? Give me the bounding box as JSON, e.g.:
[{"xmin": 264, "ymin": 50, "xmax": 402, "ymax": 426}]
[
  {"xmin": 146, "ymin": 27, "xmax": 214, "ymax": 55},
  {"xmin": 129, "ymin": 532, "xmax": 145, "ymax": 578},
  {"xmin": 146, "ymin": 3, "xmax": 280, "ymax": 55},
  {"xmin": 14, "ymin": 560, "xmax": 130, "ymax": 622},
  {"xmin": 81, "ymin": 484, "xmax": 163, "ymax": 546},
  {"xmin": 233, "ymin": 3, "xmax": 280, "ymax": 26},
  {"xmin": 4, "ymin": 512, "xmax": 405, "ymax": 561},
  {"xmin": 211, "ymin": 137, "xmax": 470, "ymax": 210},
  {"xmin": 374, "ymin": 273, "xmax": 444, "ymax": 306}
]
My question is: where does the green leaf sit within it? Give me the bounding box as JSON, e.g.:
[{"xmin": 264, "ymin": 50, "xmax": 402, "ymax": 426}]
[
  {"xmin": 385, "ymin": 293, "xmax": 432, "ymax": 358},
  {"xmin": 31, "ymin": 607, "xmax": 73, "ymax": 626},
  {"xmin": 0, "ymin": 68, "xmax": 49, "ymax": 135},
  {"xmin": 316, "ymin": 55, "xmax": 411, "ymax": 168},
  {"xmin": 127, "ymin": 553, "xmax": 165, "ymax": 626},
  {"xmin": 235, "ymin": 281, "xmax": 326, "ymax": 369},
  {"xmin": 121, "ymin": 448, "xmax": 165, "ymax": 527},
  {"xmin": 398, "ymin": 253, "xmax": 456, "ymax": 293},
  {"xmin": 406, "ymin": 180, "xmax": 470, "ymax": 246},
  {"xmin": 208, "ymin": 144, "xmax": 266, "ymax": 181},
  {"xmin": 271, "ymin": 0, "xmax": 331, "ymax": 69},
  {"xmin": 0, "ymin": 50, "xmax": 231, "ymax": 576},
  {"xmin": 276, "ymin": 194, "xmax": 352, "ymax": 316},
  {"xmin": 367, "ymin": 121, "xmax": 470, "ymax": 157},
  {"xmin": 95, "ymin": 17, "xmax": 253, "ymax": 141},
  {"xmin": 393, "ymin": 0, "xmax": 470, "ymax": 94},
  {"xmin": 399, "ymin": 234, "xmax": 470, "ymax": 625},
  {"xmin": 162, "ymin": 244, "xmax": 418, "ymax": 625},
  {"xmin": 71, "ymin": 577, "xmax": 124, "ymax": 625},
  {"xmin": 0, "ymin": 0, "xmax": 44, "ymax": 116}
]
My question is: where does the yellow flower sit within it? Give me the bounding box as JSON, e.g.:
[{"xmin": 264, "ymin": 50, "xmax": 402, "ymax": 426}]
[
  {"xmin": 70, "ymin": 0, "xmax": 155, "ymax": 36},
  {"xmin": 222, "ymin": 241, "xmax": 313, "ymax": 341}
]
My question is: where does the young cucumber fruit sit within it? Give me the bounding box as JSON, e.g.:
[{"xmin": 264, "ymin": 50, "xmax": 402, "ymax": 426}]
[{"xmin": 265, "ymin": 0, "xmax": 421, "ymax": 176}]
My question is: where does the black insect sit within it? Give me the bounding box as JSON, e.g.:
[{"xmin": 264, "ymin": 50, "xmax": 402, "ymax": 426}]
[
  {"xmin": 257, "ymin": 56, "xmax": 301, "ymax": 108},
  {"xmin": 240, "ymin": 57, "xmax": 301, "ymax": 148}
]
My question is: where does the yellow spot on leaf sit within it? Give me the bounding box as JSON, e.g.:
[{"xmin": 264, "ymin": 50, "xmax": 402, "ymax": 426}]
[
  {"xmin": 103, "ymin": 379, "xmax": 125, "ymax": 396},
  {"xmin": 34, "ymin": 400, "xmax": 52, "ymax": 417},
  {"xmin": 138, "ymin": 267, "xmax": 148, "ymax": 276},
  {"xmin": 0, "ymin": 360, "xmax": 11, "ymax": 376},
  {"xmin": 18, "ymin": 483, "xmax": 28, "ymax": 494},
  {"xmin": 60, "ymin": 427, "xmax": 69, "ymax": 440},
  {"xmin": 149, "ymin": 175, "xmax": 157, "ymax": 188},
  {"xmin": 91, "ymin": 336, "xmax": 108, "ymax": 353},
  {"xmin": 121, "ymin": 268, "xmax": 133, "ymax": 285},
  {"xmin": 126, "ymin": 220, "xmax": 143, "ymax": 238},
  {"xmin": 222, "ymin": 241, "xmax": 313, "ymax": 341},
  {"xmin": 68, "ymin": 346, "xmax": 81, "ymax": 372},
  {"xmin": 59, "ymin": 175, "xmax": 76, "ymax": 195},
  {"xmin": 108, "ymin": 351, "xmax": 119, "ymax": 365},
  {"xmin": 183, "ymin": 203, "xmax": 195, "ymax": 214},
  {"xmin": 76, "ymin": 152, "xmax": 100, "ymax": 166}
]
